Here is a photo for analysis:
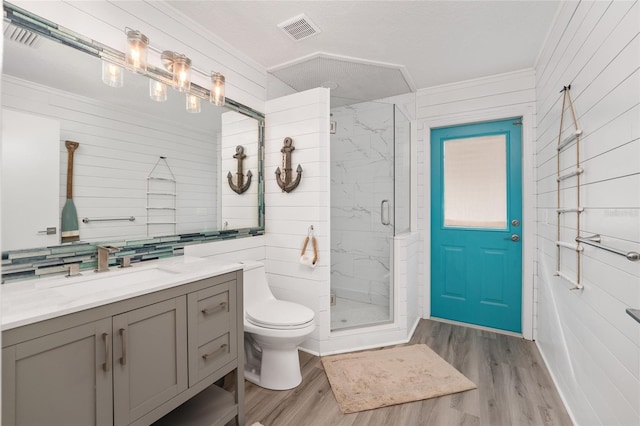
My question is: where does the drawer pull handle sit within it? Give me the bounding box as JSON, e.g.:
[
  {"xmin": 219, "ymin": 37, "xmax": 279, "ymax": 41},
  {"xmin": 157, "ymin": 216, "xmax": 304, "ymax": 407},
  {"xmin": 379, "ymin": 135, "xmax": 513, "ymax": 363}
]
[
  {"xmin": 119, "ymin": 328, "xmax": 127, "ymax": 365},
  {"xmin": 201, "ymin": 302, "xmax": 227, "ymax": 315},
  {"xmin": 202, "ymin": 343, "xmax": 228, "ymax": 360},
  {"xmin": 102, "ymin": 333, "xmax": 110, "ymax": 372}
]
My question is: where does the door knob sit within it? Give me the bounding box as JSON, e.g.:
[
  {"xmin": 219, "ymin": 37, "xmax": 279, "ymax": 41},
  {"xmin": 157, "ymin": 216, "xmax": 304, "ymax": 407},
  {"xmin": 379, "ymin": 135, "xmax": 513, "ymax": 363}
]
[{"xmin": 505, "ymin": 234, "xmax": 520, "ymax": 242}]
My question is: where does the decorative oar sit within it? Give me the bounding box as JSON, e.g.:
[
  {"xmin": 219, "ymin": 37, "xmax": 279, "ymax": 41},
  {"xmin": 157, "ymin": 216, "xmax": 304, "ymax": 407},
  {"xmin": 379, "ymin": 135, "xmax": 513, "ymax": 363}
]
[{"xmin": 61, "ymin": 140, "xmax": 80, "ymax": 243}]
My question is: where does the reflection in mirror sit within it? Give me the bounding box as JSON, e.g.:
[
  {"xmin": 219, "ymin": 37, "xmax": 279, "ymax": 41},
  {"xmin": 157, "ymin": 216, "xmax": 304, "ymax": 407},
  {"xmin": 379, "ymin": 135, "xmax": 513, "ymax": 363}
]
[{"xmin": 1, "ymin": 4, "xmax": 263, "ymax": 255}]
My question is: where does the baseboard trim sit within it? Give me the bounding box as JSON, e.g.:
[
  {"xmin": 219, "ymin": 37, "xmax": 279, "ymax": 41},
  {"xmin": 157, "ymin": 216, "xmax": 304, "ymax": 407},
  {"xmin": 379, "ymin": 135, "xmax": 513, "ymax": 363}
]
[
  {"xmin": 535, "ymin": 341, "xmax": 578, "ymax": 426},
  {"xmin": 429, "ymin": 316, "xmax": 523, "ymax": 339}
]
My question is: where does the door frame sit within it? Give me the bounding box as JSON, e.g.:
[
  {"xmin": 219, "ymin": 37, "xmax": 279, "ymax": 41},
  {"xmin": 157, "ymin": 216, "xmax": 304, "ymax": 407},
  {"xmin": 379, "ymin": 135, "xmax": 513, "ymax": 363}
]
[{"xmin": 423, "ymin": 105, "xmax": 536, "ymax": 340}]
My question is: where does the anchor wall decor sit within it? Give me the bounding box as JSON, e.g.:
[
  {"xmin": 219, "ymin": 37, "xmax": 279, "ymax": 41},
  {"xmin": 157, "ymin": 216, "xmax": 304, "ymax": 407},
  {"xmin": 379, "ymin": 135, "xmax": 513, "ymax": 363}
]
[
  {"xmin": 227, "ymin": 145, "xmax": 252, "ymax": 194},
  {"xmin": 275, "ymin": 137, "xmax": 303, "ymax": 193}
]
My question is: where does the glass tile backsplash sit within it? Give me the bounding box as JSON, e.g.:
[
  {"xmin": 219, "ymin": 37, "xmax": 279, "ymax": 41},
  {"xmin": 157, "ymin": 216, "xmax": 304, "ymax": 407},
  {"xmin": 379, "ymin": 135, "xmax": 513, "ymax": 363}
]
[{"xmin": 1, "ymin": 228, "xmax": 263, "ymax": 283}]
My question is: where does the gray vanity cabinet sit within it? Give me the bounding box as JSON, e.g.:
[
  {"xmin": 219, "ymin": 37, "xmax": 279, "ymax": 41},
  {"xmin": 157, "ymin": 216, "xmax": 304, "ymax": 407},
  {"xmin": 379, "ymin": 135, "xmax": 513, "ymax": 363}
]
[
  {"xmin": 2, "ymin": 269, "xmax": 244, "ymax": 426},
  {"xmin": 1, "ymin": 318, "xmax": 113, "ymax": 426},
  {"xmin": 113, "ymin": 297, "xmax": 188, "ymax": 426}
]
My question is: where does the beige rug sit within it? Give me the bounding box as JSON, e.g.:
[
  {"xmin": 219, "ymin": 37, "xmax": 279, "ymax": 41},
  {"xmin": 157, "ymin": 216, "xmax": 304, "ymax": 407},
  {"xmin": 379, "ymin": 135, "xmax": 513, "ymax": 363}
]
[{"xmin": 322, "ymin": 344, "xmax": 476, "ymax": 413}]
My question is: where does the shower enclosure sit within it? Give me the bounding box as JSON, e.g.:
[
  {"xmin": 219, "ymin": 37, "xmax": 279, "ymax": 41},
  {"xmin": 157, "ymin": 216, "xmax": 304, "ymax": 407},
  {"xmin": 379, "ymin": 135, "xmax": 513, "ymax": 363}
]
[{"xmin": 330, "ymin": 100, "xmax": 410, "ymax": 330}]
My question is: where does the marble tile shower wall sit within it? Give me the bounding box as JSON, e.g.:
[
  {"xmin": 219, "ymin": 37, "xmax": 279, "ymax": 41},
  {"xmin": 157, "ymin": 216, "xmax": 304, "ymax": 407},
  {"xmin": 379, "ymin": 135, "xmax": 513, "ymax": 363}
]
[
  {"xmin": 1, "ymin": 228, "xmax": 263, "ymax": 284},
  {"xmin": 330, "ymin": 101, "xmax": 394, "ymax": 306}
]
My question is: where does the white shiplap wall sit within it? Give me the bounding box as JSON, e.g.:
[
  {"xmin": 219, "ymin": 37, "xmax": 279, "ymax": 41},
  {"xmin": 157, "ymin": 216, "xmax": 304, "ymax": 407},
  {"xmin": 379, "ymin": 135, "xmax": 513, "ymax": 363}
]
[
  {"xmin": 263, "ymin": 88, "xmax": 331, "ymax": 354},
  {"xmin": 534, "ymin": 1, "xmax": 640, "ymax": 425},
  {"xmin": 184, "ymin": 235, "xmax": 265, "ymax": 264},
  {"xmin": 2, "ymin": 76, "xmax": 220, "ymax": 242},
  {"xmin": 415, "ymin": 69, "xmax": 537, "ymax": 339}
]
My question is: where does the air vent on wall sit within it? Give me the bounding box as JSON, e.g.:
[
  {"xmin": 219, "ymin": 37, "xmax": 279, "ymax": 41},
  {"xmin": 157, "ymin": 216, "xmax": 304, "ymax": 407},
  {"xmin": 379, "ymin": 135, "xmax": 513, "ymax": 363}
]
[
  {"xmin": 277, "ymin": 14, "xmax": 321, "ymax": 42},
  {"xmin": 3, "ymin": 22, "xmax": 42, "ymax": 48}
]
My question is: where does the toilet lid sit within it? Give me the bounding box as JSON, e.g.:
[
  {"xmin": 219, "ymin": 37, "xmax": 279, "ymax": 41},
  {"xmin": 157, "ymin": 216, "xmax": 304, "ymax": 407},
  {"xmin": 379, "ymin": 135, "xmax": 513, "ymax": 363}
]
[{"xmin": 247, "ymin": 300, "xmax": 314, "ymax": 329}]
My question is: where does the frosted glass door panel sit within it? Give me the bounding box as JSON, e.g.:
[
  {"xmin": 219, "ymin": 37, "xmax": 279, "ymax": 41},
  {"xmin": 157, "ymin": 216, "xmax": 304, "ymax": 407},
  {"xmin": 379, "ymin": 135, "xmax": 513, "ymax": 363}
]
[{"xmin": 443, "ymin": 135, "xmax": 507, "ymax": 228}]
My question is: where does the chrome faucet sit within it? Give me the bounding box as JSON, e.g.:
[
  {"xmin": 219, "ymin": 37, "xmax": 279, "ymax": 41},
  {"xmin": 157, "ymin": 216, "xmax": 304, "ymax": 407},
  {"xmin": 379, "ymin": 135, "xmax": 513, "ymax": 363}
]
[{"xmin": 96, "ymin": 245, "xmax": 120, "ymax": 272}]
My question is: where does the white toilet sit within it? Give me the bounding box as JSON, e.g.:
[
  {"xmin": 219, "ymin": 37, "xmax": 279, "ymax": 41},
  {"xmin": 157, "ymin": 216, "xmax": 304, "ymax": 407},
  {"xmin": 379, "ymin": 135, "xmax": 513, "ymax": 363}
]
[{"xmin": 241, "ymin": 261, "xmax": 315, "ymax": 390}]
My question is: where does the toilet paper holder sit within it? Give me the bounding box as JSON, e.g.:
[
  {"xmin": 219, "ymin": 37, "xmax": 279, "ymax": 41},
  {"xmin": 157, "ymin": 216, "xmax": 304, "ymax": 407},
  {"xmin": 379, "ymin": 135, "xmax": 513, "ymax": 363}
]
[{"xmin": 300, "ymin": 226, "xmax": 318, "ymax": 267}]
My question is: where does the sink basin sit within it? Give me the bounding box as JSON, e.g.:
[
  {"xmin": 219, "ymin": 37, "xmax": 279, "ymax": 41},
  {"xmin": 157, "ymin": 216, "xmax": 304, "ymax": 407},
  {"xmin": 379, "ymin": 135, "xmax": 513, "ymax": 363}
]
[{"xmin": 36, "ymin": 267, "xmax": 180, "ymax": 295}]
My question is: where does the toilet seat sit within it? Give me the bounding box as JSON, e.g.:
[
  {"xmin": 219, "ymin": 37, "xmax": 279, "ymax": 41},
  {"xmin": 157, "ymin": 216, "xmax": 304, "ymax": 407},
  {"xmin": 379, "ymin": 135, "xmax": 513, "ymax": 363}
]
[{"xmin": 247, "ymin": 300, "xmax": 314, "ymax": 330}]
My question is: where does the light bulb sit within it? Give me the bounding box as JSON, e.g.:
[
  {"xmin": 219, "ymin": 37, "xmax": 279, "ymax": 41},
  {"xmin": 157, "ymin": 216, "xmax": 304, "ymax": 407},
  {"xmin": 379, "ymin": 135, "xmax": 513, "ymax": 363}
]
[
  {"xmin": 101, "ymin": 60, "xmax": 123, "ymax": 88},
  {"xmin": 210, "ymin": 72, "xmax": 225, "ymax": 106},
  {"xmin": 126, "ymin": 30, "xmax": 149, "ymax": 72},
  {"xmin": 186, "ymin": 93, "xmax": 201, "ymax": 113},
  {"xmin": 172, "ymin": 55, "xmax": 191, "ymax": 92},
  {"xmin": 126, "ymin": 30, "xmax": 148, "ymax": 72},
  {"xmin": 149, "ymin": 79, "xmax": 167, "ymax": 102},
  {"xmin": 161, "ymin": 51, "xmax": 192, "ymax": 92}
]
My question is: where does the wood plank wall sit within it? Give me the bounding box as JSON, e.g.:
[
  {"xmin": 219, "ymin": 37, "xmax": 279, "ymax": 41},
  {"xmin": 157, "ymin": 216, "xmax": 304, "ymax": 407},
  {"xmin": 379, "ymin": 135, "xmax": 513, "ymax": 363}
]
[{"xmin": 534, "ymin": 1, "xmax": 640, "ymax": 424}]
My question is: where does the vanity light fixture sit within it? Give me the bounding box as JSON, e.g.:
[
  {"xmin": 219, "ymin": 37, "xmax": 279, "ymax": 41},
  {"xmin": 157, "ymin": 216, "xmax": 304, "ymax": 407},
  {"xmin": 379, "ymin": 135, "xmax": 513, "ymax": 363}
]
[
  {"xmin": 186, "ymin": 93, "xmax": 201, "ymax": 113},
  {"xmin": 162, "ymin": 51, "xmax": 192, "ymax": 92},
  {"xmin": 101, "ymin": 26, "xmax": 225, "ymax": 110},
  {"xmin": 125, "ymin": 29, "xmax": 149, "ymax": 72},
  {"xmin": 211, "ymin": 72, "xmax": 225, "ymax": 106},
  {"xmin": 101, "ymin": 61, "xmax": 123, "ymax": 88},
  {"xmin": 149, "ymin": 79, "xmax": 167, "ymax": 102}
]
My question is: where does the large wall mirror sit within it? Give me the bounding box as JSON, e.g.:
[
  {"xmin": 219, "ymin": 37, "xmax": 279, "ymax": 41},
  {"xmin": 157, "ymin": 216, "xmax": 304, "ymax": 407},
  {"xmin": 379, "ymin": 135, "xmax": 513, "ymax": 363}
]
[{"xmin": 1, "ymin": 3, "xmax": 264, "ymax": 256}]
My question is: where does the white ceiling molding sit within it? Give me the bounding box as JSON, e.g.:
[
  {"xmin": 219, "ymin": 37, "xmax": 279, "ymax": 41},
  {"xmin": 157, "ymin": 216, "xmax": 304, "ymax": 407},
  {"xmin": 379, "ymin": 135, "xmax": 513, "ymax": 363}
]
[{"xmin": 269, "ymin": 51, "xmax": 416, "ymax": 105}]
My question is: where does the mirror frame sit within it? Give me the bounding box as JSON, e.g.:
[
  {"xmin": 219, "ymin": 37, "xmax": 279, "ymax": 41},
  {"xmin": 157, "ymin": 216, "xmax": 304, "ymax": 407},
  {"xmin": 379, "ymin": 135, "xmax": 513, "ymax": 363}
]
[{"xmin": 1, "ymin": 2, "xmax": 265, "ymax": 282}]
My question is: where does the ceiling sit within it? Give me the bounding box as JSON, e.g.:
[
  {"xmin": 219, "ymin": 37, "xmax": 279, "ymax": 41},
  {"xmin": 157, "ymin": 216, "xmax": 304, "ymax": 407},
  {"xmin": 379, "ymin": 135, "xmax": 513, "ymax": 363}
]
[{"xmin": 167, "ymin": 1, "xmax": 560, "ymax": 101}]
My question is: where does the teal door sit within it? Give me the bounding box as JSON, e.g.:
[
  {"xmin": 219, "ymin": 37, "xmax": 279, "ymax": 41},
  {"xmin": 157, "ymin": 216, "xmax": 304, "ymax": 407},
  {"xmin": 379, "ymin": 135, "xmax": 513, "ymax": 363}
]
[{"xmin": 431, "ymin": 118, "xmax": 522, "ymax": 333}]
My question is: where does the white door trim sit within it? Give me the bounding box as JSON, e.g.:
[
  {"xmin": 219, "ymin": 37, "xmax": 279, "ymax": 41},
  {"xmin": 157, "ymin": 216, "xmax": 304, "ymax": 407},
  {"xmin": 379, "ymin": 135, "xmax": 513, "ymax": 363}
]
[{"xmin": 422, "ymin": 104, "xmax": 536, "ymax": 340}]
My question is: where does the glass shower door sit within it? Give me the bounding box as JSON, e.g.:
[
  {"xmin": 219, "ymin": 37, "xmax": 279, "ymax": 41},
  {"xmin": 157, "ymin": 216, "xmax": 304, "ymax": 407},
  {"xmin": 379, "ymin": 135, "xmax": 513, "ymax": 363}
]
[
  {"xmin": 330, "ymin": 100, "xmax": 396, "ymax": 330},
  {"xmin": 394, "ymin": 105, "xmax": 411, "ymax": 235}
]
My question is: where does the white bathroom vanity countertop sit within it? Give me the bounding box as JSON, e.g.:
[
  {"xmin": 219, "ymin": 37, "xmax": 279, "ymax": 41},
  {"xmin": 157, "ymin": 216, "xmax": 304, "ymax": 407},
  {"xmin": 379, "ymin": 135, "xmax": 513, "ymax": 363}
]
[{"xmin": 1, "ymin": 256, "xmax": 242, "ymax": 331}]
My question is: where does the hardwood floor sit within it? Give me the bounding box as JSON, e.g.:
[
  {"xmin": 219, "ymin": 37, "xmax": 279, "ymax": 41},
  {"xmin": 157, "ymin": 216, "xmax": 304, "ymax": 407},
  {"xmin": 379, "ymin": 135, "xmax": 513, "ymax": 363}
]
[{"xmin": 243, "ymin": 319, "xmax": 572, "ymax": 426}]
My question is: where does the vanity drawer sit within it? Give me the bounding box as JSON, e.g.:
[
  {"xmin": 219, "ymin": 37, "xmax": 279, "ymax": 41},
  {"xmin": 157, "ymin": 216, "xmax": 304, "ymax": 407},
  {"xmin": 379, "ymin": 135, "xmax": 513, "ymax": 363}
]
[
  {"xmin": 196, "ymin": 333, "xmax": 234, "ymax": 382},
  {"xmin": 187, "ymin": 280, "xmax": 237, "ymax": 386}
]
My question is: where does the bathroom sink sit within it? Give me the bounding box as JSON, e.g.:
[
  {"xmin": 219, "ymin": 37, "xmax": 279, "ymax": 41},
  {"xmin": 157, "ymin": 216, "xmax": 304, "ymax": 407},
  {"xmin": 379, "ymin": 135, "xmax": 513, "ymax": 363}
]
[{"xmin": 36, "ymin": 267, "xmax": 180, "ymax": 295}]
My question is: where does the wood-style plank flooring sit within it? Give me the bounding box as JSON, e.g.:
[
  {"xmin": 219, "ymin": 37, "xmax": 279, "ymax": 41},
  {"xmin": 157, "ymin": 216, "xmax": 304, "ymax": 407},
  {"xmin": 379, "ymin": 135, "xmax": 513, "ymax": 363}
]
[{"xmin": 242, "ymin": 319, "xmax": 572, "ymax": 426}]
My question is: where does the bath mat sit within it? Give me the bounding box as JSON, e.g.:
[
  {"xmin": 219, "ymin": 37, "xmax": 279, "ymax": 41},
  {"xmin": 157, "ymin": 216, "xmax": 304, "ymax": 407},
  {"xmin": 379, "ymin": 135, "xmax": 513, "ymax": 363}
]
[{"xmin": 321, "ymin": 344, "xmax": 476, "ymax": 413}]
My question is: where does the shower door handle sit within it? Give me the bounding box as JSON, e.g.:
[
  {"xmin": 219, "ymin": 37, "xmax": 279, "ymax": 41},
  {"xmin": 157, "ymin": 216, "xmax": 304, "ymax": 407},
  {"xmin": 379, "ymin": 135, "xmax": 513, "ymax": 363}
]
[{"xmin": 380, "ymin": 200, "xmax": 391, "ymax": 226}]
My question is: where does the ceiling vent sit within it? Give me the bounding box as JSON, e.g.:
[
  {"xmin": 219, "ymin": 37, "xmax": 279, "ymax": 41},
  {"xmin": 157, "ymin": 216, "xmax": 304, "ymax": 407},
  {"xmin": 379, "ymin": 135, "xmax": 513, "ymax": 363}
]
[
  {"xmin": 277, "ymin": 14, "xmax": 321, "ymax": 42},
  {"xmin": 3, "ymin": 22, "xmax": 42, "ymax": 48}
]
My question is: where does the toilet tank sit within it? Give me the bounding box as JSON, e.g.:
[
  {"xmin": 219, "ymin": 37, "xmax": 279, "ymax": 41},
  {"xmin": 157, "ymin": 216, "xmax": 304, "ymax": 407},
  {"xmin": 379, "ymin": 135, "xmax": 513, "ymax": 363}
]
[{"xmin": 241, "ymin": 261, "xmax": 275, "ymax": 311}]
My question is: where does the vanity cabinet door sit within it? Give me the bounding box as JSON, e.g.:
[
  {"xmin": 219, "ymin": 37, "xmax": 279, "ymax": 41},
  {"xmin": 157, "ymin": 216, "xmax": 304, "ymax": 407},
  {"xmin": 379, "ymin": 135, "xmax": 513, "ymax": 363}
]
[
  {"xmin": 1, "ymin": 318, "xmax": 113, "ymax": 426},
  {"xmin": 113, "ymin": 296, "xmax": 188, "ymax": 426}
]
